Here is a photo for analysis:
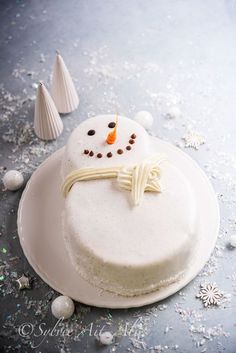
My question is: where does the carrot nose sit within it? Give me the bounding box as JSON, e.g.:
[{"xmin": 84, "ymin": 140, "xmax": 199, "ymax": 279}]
[{"xmin": 106, "ymin": 117, "xmax": 118, "ymax": 144}]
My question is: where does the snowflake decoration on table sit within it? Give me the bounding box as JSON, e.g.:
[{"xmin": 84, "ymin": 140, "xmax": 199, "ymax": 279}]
[
  {"xmin": 182, "ymin": 130, "xmax": 205, "ymax": 150},
  {"xmin": 196, "ymin": 283, "xmax": 223, "ymax": 307}
]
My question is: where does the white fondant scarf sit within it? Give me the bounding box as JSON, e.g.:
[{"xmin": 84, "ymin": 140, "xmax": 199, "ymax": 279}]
[{"xmin": 62, "ymin": 155, "xmax": 165, "ymax": 206}]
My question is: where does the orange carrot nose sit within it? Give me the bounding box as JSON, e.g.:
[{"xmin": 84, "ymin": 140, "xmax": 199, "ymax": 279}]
[{"xmin": 106, "ymin": 117, "xmax": 118, "ymax": 144}]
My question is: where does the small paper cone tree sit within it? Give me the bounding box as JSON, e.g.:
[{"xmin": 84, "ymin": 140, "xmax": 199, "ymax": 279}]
[
  {"xmin": 34, "ymin": 82, "xmax": 63, "ymax": 140},
  {"xmin": 51, "ymin": 53, "xmax": 79, "ymax": 113}
]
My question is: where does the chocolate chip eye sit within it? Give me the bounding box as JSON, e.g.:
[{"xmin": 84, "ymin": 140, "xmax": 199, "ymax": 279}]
[
  {"xmin": 88, "ymin": 129, "xmax": 95, "ymax": 136},
  {"xmin": 108, "ymin": 122, "xmax": 116, "ymax": 128}
]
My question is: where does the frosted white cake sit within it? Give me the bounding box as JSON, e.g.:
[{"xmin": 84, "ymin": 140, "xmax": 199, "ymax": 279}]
[{"xmin": 61, "ymin": 115, "xmax": 197, "ymax": 296}]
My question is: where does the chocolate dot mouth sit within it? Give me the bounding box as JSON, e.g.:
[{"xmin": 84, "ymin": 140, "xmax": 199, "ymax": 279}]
[{"xmin": 83, "ymin": 133, "xmax": 137, "ymax": 158}]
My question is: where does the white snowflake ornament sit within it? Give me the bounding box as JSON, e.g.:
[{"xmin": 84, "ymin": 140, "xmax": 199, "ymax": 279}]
[
  {"xmin": 183, "ymin": 130, "xmax": 205, "ymax": 150},
  {"xmin": 196, "ymin": 283, "xmax": 223, "ymax": 307}
]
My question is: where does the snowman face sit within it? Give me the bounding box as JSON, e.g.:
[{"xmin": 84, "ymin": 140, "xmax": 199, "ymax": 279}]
[
  {"xmin": 83, "ymin": 120, "xmax": 137, "ymax": 158},
  {"xmin": 64, "ymin": 115, "xmax": 151, "ymax": 172}
]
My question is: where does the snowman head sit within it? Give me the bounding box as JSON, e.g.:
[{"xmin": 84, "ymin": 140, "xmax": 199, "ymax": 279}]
[{"xmin": 63, "ymin": 115, "xmax": 151, "ymax": 174}]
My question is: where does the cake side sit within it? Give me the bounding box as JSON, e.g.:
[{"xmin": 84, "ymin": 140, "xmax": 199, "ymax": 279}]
[{"xmin": 63, "ymin": 162, "xmax": 197, "ymax": 296}]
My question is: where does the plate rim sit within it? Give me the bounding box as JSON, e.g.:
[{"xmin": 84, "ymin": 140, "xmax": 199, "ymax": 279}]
[{"xmin": 17, "ymin": 139, "xmax": 220, "ymax": 308}]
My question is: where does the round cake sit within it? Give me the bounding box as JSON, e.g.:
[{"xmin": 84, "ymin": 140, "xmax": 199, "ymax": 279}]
[{"xmin": 61, "ymin": 115, "xmax": 198, "ymax": 296}]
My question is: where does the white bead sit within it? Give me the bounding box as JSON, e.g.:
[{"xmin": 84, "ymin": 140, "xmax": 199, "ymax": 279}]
[
  {"xmin": 2, "ymin": 170, "xmax": 24, "ymax": 191},
  {"xmin": 229, "ymin": 235, "xmax": 236, "ymax": 248},
  {"xmin": 51, "ymin": 295, "xmax": 75, "ymax": 320},
  {"xmin": 134, "ymin": 111, "xmax": 153, "ymax": 130},
  {"xmin": 166, "ymin": 106, "xmax": 182, "ymax": 119},
  {"xmin": 99, "ymin": 331, "xmax": 114, "ymax": 345}
]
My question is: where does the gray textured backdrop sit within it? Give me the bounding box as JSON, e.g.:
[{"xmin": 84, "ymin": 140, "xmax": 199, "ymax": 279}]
[{"xmin": 0, "ymin": 0, "xmax": 236, "ymax": 352}]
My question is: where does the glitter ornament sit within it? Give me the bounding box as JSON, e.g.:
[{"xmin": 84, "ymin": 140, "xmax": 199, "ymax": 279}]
[
  {"xmin": 51, "ymin": 295, "xmax": 75, "ymax": 320},
  {"xmin": 229, "ymin": 235, "xmax": 236, "ymax": 247},
  {"xmin": 3, "ymin": 170, "xmax": 24, "ymax": 191},
  {"xmin": 134, "ymin": 111, "xmax": 153, "ymax": 130},
  {"xmin": 98, "ymin": 331, "xmax": 114, "ymax": 345},
  {"xmin": 51, "ymin": 53, "xmax": 79, "ymax": 113}
]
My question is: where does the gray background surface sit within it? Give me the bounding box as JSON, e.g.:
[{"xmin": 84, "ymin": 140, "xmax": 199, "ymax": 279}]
[{"xmin": 0, "ymin": 0, "xmax": 236, "ymax": 352}]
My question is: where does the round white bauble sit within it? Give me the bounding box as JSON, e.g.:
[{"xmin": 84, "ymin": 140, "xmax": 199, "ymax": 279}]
[
  {"xmin": 98, "ymin": 331, "xmax": 114, "ymax": 345},
  {"xmin": 3, "ymin": 170, "xmax": 24, "ymax": 191},
  {"xmin": 51, "ymin": 295, "xmax": 75, "ymax": 320},
  {"xmin": 229, "ymin": 235, "xmax": 236, "ymax": 248},
  {"xmin": 166, "ymin": 106, "xmax": 182, "ymax": 119},
  {"xmin": 133, "ymin": 111, "xmax": 153, "ymax": 130}
]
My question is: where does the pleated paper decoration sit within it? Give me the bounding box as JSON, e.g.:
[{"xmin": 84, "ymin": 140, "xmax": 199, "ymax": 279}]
[
  {"xmin": 34, "ymin": 82, "xmax": 63, "ymax": 140},
  {"xmin": 51, "ymin": 53, "xmax": 79, "ymax": 114}
]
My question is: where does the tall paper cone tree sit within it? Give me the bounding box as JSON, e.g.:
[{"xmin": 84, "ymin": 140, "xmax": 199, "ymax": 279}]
[
  {"xmin": 51, "ymin": 53, "xmax": 79, "ymax": 113},
  {"xmin": 34, "ymin": 82, "xmax": 63, "ymax": 140}
]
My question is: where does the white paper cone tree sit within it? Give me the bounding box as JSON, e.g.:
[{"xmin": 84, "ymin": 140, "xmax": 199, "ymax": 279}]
[
  {"xmin": 51, "ymin": 53, "xmax": 79, "ymax": 114},
  {"xmin": 34, "ymin": 82, "xmax": 63, "ymax": 140}
]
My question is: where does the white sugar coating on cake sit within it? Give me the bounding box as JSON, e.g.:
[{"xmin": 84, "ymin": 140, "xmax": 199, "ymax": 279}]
[{"xmin": 61, "ymin": 115, "xmax": 198, "ymax": 296}]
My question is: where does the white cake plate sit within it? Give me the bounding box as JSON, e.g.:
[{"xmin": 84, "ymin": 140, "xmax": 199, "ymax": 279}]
[{"xmin": 17, "ymin": 138, "xmax": 220, "ymax": 308}]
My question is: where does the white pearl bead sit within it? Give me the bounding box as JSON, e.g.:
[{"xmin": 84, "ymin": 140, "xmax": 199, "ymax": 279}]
[
  {"xmin": 229, "ymin": 235, "xmax": 236, "ymax": 248},
  {"xmin": 51, "ymin": 295, "xmax": 75, "ymax": 320},
  {"xmin": 2, "ymin": 170, "xmax": 24, "ymax": 191},
  {"xmin": 167, "ymin": 106, "xmax": 182, "ymax": 119},
  {"xmin": 134, "ymin": 111, "xmax": 153, "ymax": 130},
  {"xmin": 99, "ymin": 331, "xmax": 114, "ymax": 345}
]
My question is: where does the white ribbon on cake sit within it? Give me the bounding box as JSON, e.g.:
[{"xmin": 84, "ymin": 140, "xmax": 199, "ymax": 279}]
[{"xmin": 62, "ymin": 154, "xmax": 165, "ymax": 206}]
